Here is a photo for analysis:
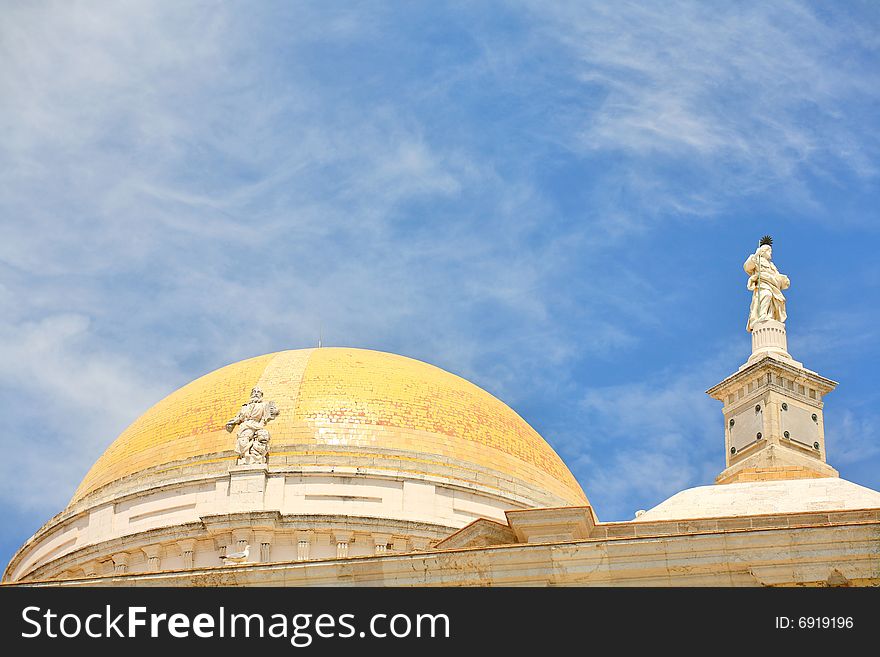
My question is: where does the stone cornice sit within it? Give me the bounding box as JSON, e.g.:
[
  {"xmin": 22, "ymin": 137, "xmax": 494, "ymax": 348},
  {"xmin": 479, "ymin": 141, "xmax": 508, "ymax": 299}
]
[
  {"xmin": 9, "ymin": 509, "xmax": 880, "ymax": 587},
  {"xmin": 707, "ymin": 355, "xmax": 837, "ymax": 399}
]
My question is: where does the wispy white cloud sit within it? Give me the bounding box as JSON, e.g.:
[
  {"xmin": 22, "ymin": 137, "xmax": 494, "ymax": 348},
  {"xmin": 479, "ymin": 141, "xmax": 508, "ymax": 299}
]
[
  {"xmin": 827, "ymin": 409, "xmax": 880, "ymax": 467},
  {"xmin": 789, "ymin": 310, "xmax": 879, "ymax": 360},
  {"xmin": 0, "ymin": 1, "xmax": 680, "ymax": 410},
  {"xmin": 0, "ymin": 313, "xmax": 171, "ymax": 511},
  {"xmin": 520, "ymin": 1, "xmax": 880, "ymax": 221}
]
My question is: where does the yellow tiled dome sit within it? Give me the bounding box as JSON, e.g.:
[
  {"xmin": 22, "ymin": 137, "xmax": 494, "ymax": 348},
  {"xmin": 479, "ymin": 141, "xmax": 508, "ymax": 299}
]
[{"xmin": 71, "ymin": 348, "xmax": 587, "ymax": 507}]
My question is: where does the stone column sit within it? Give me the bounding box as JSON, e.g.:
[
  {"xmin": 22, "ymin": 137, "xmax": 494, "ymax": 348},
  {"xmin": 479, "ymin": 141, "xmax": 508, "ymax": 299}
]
[
  {"xmin": 334, "ymin": 531, "xmax": 353, "ymax": 559},
  {"xmin": 296, "ymin": 532, "xmax": 312, "ymax": 561},
  {"xmin": 231, "ymin": 530, "xmax": 250, "ymax": 556},
  {"xmin": 253, "ymin": 531, "xmax": 273, "ymax": 563},
  {"xmin": 373, "ymin": 533, "xmax": 391, "ymax": 555},
  {"xmin": 213, "ymin": 532, "xmax": 232, "ymax": 559},
  {"xmin": 142, "ymin": 545, "xmax": 162, "ymax": 572},
  {"xmin": 111, "ymin": 552, "xmax": 129, "ymax": 575},
  {"xmin": 178, "ymin": 539, "xmax": 197, "ymax": 569}
]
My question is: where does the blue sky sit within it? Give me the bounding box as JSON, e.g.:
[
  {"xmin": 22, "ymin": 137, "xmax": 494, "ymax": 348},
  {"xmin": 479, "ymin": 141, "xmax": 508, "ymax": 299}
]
[{"xmin": 1, "ymin": 1, "xmax": 879, "ymax": 569}]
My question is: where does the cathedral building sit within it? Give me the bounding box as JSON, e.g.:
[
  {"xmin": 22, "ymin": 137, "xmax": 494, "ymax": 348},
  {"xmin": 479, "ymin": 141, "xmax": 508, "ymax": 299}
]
[{"xmin": 5, "ymin": 240, "xmax": 879, "ymax": 586}]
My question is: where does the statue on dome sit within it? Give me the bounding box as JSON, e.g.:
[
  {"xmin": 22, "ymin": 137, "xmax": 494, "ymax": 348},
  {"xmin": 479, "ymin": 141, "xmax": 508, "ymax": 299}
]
[
  {"xmin": 225, "ymin": 387, "xmax": 279, "ymax": 465},
  {"xmin": 744, "ymin": 235, "xmax": 790, "ymax": 332}
]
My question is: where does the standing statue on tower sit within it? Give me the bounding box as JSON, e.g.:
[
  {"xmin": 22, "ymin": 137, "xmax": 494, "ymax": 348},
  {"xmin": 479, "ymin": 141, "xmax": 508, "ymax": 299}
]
[
  {"xmin": 225, "ymin": 387, "xmax": 279, "ymax": 465},
  {"xmin": 744, "ymin": 235, "xmax": 790, "ymax": 332}
]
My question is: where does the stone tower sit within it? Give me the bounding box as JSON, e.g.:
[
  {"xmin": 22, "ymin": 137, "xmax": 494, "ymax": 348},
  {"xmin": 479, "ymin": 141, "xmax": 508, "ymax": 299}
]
[{"xmin": 706, "ymin": 237, "xmax": 838, "ymax": 484}]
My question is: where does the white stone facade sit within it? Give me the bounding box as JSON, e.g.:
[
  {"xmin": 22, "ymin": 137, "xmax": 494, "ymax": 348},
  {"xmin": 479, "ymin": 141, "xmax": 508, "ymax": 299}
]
[{"xmin": 5, "ymin": 459, "xmax": 533, "ymax": 582}]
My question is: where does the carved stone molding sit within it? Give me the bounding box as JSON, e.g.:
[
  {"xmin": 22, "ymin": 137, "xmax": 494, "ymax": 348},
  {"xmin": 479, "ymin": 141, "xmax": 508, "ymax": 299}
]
[
  {"xmin": 373, "ymin": 533, "xmax": 391, "ymax": 554},
  {"xmin": 111, "ymin": 552, "xmax": 130, "ymax": 574},
  {"xmin": 334, "ymin": 531, "xmax": 353, "ymax": 558},
  {"xmin": 142, "ymin": 545, "xmax": 163, "ymax": 572}
]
